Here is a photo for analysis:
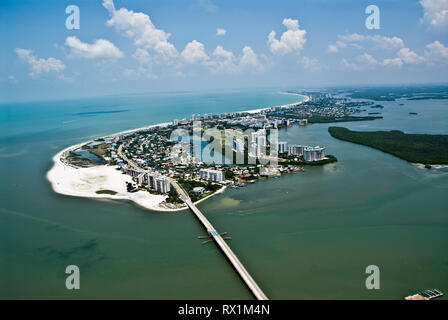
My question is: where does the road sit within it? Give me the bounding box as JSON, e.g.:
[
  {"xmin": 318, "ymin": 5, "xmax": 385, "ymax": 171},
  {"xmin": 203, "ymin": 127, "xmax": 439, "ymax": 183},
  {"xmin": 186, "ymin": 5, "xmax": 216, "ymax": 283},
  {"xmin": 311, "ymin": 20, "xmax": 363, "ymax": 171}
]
[{"xmin": 171, "ymin": 179, "xmax": 268, "ymax": 300}]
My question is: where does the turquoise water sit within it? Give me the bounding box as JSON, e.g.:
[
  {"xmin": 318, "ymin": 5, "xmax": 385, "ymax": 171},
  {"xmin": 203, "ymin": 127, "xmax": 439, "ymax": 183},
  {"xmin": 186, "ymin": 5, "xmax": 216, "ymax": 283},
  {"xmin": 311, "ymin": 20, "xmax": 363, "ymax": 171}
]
[{"xmin": 1, "ymin": 90, "xmax": 447, "ymax": 299}]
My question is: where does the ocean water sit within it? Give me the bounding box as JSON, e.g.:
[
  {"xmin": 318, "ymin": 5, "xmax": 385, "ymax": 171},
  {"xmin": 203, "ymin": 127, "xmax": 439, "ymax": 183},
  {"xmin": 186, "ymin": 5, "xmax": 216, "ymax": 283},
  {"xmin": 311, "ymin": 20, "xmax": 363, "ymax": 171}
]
[{"xmin": 1, "ymin": 90, "xmax": 447, "ymax": 299}]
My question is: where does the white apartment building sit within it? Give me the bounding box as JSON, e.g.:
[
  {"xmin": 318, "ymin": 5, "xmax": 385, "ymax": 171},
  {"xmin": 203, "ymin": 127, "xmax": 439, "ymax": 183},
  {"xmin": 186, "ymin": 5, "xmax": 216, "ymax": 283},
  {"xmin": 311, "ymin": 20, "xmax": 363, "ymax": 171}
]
[
  {"xmin": 278, "ymin": 141, "xmax": 288, "ymax": 153},
  {"xmin": 200, "ymin": 168, "xmax": 224, "ymax": 182},
  {"xmin": 288, "ymin": 145, "xmax": 305, "ymax": 156},
  {"xmin": 155, "ymin": 176, "xmax": 171, "ymax": 193},
  {"xmin": 303, "ymin": 146, "xmax": 326, "ymax": 162}
]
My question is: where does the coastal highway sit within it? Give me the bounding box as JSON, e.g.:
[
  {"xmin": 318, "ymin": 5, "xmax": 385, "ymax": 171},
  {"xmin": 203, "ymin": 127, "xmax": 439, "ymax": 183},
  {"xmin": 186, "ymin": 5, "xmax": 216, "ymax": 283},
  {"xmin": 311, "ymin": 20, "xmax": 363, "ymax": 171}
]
[{"xmin": 170, "ymin": 179, "xmax": 269, "ymax": 300}]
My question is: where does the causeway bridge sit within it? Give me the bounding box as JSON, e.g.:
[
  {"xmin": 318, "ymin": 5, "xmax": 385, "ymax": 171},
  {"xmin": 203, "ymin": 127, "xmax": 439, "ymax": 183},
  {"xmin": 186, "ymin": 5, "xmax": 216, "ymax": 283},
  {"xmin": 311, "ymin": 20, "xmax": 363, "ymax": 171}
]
[
  {"xmin": 118, "ymin": 142, "xmax": 267, "ymax": 299},
  {"xmin": 170, "ymin": 180, "xmax": 268, "ymax": 300}
]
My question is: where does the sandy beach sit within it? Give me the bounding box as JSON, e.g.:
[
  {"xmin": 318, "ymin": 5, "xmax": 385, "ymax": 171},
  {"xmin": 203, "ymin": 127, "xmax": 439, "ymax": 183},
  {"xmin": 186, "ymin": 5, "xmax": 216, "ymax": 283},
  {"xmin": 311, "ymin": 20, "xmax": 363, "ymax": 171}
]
[{"xmin": 46, "ymin": 93, "xmax": 309, "ymax": 212}]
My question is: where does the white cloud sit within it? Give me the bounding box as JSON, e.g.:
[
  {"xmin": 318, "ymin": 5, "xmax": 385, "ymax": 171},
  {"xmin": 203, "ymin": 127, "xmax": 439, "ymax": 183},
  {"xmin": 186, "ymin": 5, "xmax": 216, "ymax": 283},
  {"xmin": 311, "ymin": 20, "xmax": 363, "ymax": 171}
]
[
  {"xmin": 128, "ymin": 48, "xmax": 158, "ymax": 79},
  {"xmin": 370, "ymin": 35, "xmax": 405, "ymax": 50},
  {"xmin": 239, "ymin": 46, "xmax": 264, "ymax": 73},
  {"xmin": 328, "ymin": 34, "xmax": 404, "ymax": 53},
  {"xmin": 340, "ymin": 49, "xmax": 423, "ymax": 71},
  {"xmin": 301, "ymin": 56, "xmax": 326, "ymax": 71},
  {"xmin": 65, "ymin": 36, "xmax": 123, "ymax": 59},
  {"xmin": 15, "ymin": 48, "xmax": 66, "ymax": 76},
  {"xmin": 216, "ymin": 28, "xmax": 227, "ymax": 36},
  {"xmin": 102, "ymin": 0, "xmax": 178, "ymax": 62},
  {"xmin": 181, "ymin": 40, "xmax": 209, "ymax": 64},
  {"xmin": 356, "ymin": 53, "xmax": 379, "ymax": 66},
  {"xmin": 425, "ymin": 40, "xmax": 448, "ymax": 63},
  {"xmin": 209, "ymin": 45, "xmax": 239, "ymax": 73},
  {"xmin": 340, "ymin": 58, "xmax": 360, "ymax": 71},
  {"xmin": 327, "ymin": 44, "xmax": 339, "ymax": 53},
  {"xmin": 213, "ymin": 45, "xmax": 235, "ymax": 61},
  {"xmin": 8, "ymin": 75, "xmax": 18, "ymax": 84},
  {"xmin": 196, "ymin": 0, "xmax": 218, "ymax": 12},
  {"xmin": 382, "ymin": 57, "xmax": 404, "ymax": 68},
  {"xmin": 420, "ymin": 0, "xmax": 448, "ymax": 28},
  {"xmin": 397, "ymin": 48, "xmax": 425, "ymax": 64},
  {"xmin": 268, "ymin": 18, "xmax": 307, "ymax": 55},
  {"xmin": 133, "ymin": 48, "xmax": 152, "ymax": 65}
]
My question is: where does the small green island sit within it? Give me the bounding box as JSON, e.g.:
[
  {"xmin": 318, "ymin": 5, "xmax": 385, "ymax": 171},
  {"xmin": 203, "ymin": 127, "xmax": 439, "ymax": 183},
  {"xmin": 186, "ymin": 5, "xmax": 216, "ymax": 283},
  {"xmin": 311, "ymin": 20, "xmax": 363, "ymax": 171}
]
[{"xmin": 328, "ymin": 127, "xmax": 448, "ymax": 165}]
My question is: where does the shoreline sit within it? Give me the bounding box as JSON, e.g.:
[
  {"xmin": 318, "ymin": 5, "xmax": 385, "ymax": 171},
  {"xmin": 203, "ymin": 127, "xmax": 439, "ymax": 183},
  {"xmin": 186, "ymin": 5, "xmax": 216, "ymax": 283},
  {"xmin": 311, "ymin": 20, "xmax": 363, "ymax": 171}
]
[{"xmin": 46, "ymin": 93, "xmax": 309, "ymax": 212}]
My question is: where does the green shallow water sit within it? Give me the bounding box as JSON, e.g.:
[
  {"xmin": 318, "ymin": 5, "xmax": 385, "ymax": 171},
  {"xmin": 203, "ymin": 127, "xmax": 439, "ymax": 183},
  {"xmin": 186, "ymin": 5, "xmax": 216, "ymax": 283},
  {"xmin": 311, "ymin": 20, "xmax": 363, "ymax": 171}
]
[{"xmin": 1, "ymin": 91, "xmax": 447, "ymax": 299}]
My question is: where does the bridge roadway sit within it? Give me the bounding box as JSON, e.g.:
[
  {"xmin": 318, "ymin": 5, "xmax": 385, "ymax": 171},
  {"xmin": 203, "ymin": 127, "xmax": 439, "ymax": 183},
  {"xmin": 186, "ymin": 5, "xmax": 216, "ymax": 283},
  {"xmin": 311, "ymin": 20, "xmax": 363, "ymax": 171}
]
[
  {"xmin": 170, "ymin": 180, "xmax": 268, "ymax": 300},
  {"xmin": 118, "ymin": 142, "xmax": 268, "ymax": 299}
]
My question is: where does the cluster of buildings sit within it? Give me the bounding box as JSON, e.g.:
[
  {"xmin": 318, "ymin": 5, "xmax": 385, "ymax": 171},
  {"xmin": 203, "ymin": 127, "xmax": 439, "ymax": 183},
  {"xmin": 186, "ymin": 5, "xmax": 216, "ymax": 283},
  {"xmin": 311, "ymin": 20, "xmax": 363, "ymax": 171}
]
[
  {"xmin": 123, "ymin": 166, "xmax": 171, "ymax": 193},
  {"xmin": 101, "ymin": 93, "xmax": 353, "ymax": 197},
  {"xmin": 199, "ymin": 168, "xmax": 224, "ymax": 182},
  {"xmin": 277, "ymin": 141, "xmax": 326, "ymax": 162}
]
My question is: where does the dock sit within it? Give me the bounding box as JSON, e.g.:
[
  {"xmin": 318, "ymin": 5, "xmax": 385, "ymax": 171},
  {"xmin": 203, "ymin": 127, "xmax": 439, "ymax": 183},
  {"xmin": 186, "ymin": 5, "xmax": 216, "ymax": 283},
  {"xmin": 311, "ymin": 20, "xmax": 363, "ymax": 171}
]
[
  {"xmin": 171, "ymin": 179, "xmax": 269, "ymax": 300},
  {"xmin": 405, "ymin": 289, "xmax": 443, "ymax": 300}
]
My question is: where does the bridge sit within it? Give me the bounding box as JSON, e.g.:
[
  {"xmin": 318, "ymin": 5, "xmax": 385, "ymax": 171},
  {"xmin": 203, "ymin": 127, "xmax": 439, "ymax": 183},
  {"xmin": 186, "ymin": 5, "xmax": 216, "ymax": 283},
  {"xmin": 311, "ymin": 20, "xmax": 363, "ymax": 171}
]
[
  {"xmin": 170, "ymin": 180, "xmax": 268, "ymax": 300},
  {"xmin": 118, "ymin": 141, "xmax": 268, "ymax": 299}
]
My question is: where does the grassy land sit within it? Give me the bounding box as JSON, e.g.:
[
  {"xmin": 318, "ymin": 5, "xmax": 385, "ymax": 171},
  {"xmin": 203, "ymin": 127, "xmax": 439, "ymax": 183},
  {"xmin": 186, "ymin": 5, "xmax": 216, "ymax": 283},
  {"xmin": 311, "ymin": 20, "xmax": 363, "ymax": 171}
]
[
  {"xmin": 328, "ymin": 127, "xmax": 448, "ymax": 164},
  {"xmin": 82, "ymin": 143, "xmax": 111, "ymax": 159},
  {"xmin": 308, "ymin": 115, "xmax": 382, "ymax": 123}
]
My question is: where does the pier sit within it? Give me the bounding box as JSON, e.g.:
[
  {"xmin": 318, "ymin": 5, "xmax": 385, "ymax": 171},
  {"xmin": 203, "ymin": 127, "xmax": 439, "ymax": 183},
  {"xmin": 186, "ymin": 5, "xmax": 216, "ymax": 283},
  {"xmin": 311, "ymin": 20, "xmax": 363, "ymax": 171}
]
[{"xmin": 171, "ymin": 180, "xmax": 268, "ymax": 300}]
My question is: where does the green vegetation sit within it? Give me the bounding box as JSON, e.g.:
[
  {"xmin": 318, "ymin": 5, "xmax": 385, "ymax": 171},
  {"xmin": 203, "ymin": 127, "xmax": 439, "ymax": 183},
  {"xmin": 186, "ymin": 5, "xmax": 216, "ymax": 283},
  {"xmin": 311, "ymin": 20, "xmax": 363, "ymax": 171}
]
[
  {"xmin": 328, "ymin": 127, "xmax": 448, "ymax": 164},
  {"xmin": 83, "ymin": 143, "xmax": 111, "ymax": 159},
  {"xmin": 178, "ymin": 178, "xmax": 222, "ymax": 202},
  {"xmin": 346, "ymin": 85, "xmax": 448, "ymax": 101},
  {"xmin": 166, "ymin": 188, "xmax": 183, "ymax": 204},
  {"xmin": 283, "ymin": 155, "xmax": 338, "ymax": 166},
  {"xmin": 307, "ymin": 115, "xmax": 382, "ymax": 123},
  {"xmin": 95, "ymin": 190, "xmax": 117, "ymax": 195}
]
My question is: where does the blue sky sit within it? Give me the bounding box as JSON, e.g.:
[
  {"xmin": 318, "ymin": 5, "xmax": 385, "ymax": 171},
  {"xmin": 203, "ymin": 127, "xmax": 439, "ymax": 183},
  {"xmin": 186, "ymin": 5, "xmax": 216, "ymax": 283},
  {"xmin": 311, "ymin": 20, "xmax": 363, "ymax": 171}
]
[{"xmin": 1, "ymin": 0, "xmax": 447, "ymax": 102}]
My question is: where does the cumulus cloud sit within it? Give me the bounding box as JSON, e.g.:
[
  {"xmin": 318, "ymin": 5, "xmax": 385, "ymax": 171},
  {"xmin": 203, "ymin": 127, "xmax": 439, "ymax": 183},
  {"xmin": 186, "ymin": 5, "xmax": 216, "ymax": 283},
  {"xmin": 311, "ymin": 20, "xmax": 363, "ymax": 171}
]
[
  {"xmin": 133, "ymin": 48, "xmax": 152, "ymax": 65},
  {"xmin": 209, "ymin": 45, "xmax": 239, "ymax": 73},
  {"xmin": 101, "ymin": 0, "xmax": 264, "ymax": 76},
  {"xmin": 15, "ymin": 48, "xmax": 66, "ymax": 76},
  {"xmin": 267, "ymin": 18, "xmax": 307, "ymax": 55},
  {"xmin": 328, "ymin": 34, "xmax": 404, "ymax": 53},
  {"xmin": 382, "ymin": 57, "xmax": 404, "ymax": 68},
  {"xmin": 425, "ymin": 40, "xmax": 448, "ymax": 64},
  {"xmin": 207, "ymin": 45, "xmax": 264, "ymax": 74},
  {"xmin": 397, "ymin": 48, "xmax": 425, "ymax": 64},
  {"xmin": 239, "ymin": 46, "xmax": 264, "ymax": 73},
  {"xmin": 340, "ymin": 58, "xmax": 361, "ymax": 71},
  {"xmin": 181, "ymin": 40, "xmax": 209, "ymax": 64},
  {"xmin": 301, "ymin": 56, "xmax": 326, "ymax": 71},
  {"xmin": 216, "ymin": 28, "xmax": 227, "ymax": 36},
  {"xmin": 65, "ymin": 36, "xmax": 123, "ymax": 59},
  {"xmin": 102, "ymin": 0, "xmax": 178, "ymax": 62},
  {"xmin": 129, "ymin": 48, "xmax": 158, "ymax": 78},
  {"xmin": 356, "ymin": 53, "xmax": 379, "ymax": 66},
  {"xmin": 420, "ymin": 0, "xmax": 448, "ymax": 28},
  {"xmin": 341, "ymin": 48, "xmax": 425, "ymax": 71}
]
